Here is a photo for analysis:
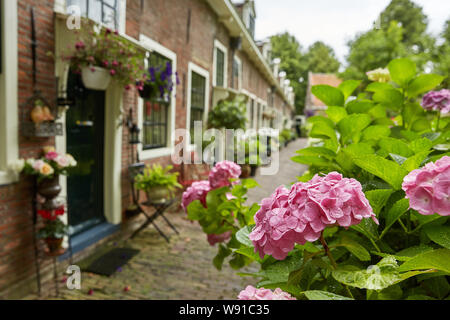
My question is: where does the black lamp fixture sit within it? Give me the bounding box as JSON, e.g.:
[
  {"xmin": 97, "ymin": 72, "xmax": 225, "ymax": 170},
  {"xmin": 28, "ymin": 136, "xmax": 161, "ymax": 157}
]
[{"xmin": 127, "ymin": 109, "xmax": 141, "ymax": 145}]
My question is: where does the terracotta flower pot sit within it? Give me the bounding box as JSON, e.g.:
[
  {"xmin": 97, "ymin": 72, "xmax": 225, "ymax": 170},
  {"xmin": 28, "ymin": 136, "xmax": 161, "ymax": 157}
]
[
  {"xmin": 81, "ymin": 66, "xmax": 111, "ymax": 91},
  {"xmin": 240, "ymin": 164, "xmax": 251, "ymax": 178},
  {"xmin": 37, "ymin": 175, "xmax": 62, "ymax": 210},
  {"xmin": 145, "ymin": 186, "xmax": 170, "ymax": 204},
  {"xmin": 44, "ymin": 237, "xmax": 64, "ymax": 255}
]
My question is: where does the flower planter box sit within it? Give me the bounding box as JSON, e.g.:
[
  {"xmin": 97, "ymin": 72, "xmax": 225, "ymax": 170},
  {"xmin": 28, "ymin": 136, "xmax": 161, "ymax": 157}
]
[
  {"xmin": 81, "ymin": 66, "xmax": 111, "ymax": 91},
  {"xmin": 22, "ymin": 122, "xmax": 63, "ymax": 137}
]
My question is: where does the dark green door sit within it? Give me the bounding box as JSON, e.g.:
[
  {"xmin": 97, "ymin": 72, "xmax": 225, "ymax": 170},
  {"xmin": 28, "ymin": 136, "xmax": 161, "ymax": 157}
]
[{"xmin": 66, "ymin": 77, "xmax": 105, "ymax": 236}]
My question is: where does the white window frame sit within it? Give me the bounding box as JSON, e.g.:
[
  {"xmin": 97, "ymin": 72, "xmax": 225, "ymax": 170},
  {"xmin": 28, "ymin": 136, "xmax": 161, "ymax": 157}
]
[
  {"xmin": 212, "ymin": 40, "xmax": 228, "ymax": 88},
  {"xmin": 232, "ymin": 55, "xmax": 242, "ymax": 91},
  {"xmin": 0, "ymin": 0, "xmax": 19, "ymax": 185},
  {"xmin": 186, "ymin": 62, "xmax": 210, "ymax": 134},
  {"xmin": 58, "ymin": 0, "xmax": 127, "ymax": 34},
  {"xmin": 137, "ymin": 34, "xmax": 177, "ymax": 160}
]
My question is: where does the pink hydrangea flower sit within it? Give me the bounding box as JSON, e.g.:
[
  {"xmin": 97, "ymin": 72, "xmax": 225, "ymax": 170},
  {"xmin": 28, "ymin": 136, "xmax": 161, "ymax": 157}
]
[
  {"xmin": 207, "ymin": 231, "xmax": 232, "ymax": 246},
  {"xmin": 181, "ymin": 180, "xmax": 211, "ymax": 212},
  {"xmin": 250, "ymin": 172, "xmax": 377, "ymax": 260},
  {"xmin": 402, "ymin": 156, "xmax": 450, "ymax": 216},
  {"xmin": 209, "ymin": 161, "xmax": 241, "ymax": 189},
  {"xmin": 422, "ymin": 89, "xmax": 450, "ymax": 114},
  {"xmin": 238, "ymin": 285, "xmax": 296, "ymax": 300}
]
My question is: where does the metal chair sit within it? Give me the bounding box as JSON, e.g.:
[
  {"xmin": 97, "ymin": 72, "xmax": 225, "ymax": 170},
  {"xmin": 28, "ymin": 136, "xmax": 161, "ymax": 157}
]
[{"xmin": 128, "ymin": 163, "xmax": 179, "ymax": 242}]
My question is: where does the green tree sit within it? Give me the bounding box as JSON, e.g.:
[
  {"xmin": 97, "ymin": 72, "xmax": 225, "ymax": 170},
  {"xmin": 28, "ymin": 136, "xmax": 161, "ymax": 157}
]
[
  {"xmin": 432, "ymin": 19, "xmax": 450, "ymax": 88},
  {"xmin": 342, "ymin": 21, "xmax": 407, "ymax": 82},
  {"xmin": 379, "ymin": 0, "xmax": 428, "ymax": 48},
  {"xmin": 270, "ymin": 32, "xmax": 306, "ymax": 114},
  {"xmin": 304, "ymin": 41, "xmax": 340, "ymax": 74},
  {"xmin": 271, "ymin": 34, "xmax": 340, "ymax": 114}
]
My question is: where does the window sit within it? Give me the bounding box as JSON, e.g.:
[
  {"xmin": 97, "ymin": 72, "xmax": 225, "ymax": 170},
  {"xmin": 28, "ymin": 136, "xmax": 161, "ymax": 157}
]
[
  {"xmin": 67, "ymin": 0, "xmax": 120, "ymax": 29},
  {"xmin": 248, "ymin": 14, "xmax": 255, "ymax": 38},
  {"xmin": 213, "ymin": 40, "xmax": 227, "ymax": 88},
  {"xmin": 142, "ymin": 53, "xmax": 171, "ymax": 150},
  {"xmin": 0, "ymin": 0, "xmax": 18, "ymax": 185},
  {"xmin": 138, "ymin": 34, "xmax": 177, "ymax": 160},
  {"xmin": 190, "ymin": 72, "xmax": 206, "ymax": 137},
  {"xmin": 187, "ymin": 62, "xmax": 209, "ymax": 143},
  {"xmin": 232, "ymin": 56, "xmax": 242, "ymax": 90}
]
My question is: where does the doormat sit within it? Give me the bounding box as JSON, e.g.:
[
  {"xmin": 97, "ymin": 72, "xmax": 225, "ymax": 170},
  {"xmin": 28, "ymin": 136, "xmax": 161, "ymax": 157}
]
[{"xmin": 83, "ymin": 248, "xmax": 140, "ymax": 276}]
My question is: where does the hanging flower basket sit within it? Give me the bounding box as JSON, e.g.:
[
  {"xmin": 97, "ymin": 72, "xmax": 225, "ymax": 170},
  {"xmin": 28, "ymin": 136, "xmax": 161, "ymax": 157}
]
[
  {"xmin": 81, "ymin": 66, "xmax": 112, "ymax": 91},
  {"xmin": 44, "ymin": 238, "xmax": 66, "ymax": 256},
  {"xmin": 138, "ymin": 84, "xmax": 158, "ymax": 100},
  {"xmin": 37, "ymin": 175, "xmax": 63, "ymax": 210}
]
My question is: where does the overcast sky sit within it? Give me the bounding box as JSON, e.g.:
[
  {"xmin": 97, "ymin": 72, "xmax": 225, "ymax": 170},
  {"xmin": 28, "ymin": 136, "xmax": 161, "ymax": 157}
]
[{"xmin": 254, "ymin": 0, "xmax": 450, "ymax": 64}]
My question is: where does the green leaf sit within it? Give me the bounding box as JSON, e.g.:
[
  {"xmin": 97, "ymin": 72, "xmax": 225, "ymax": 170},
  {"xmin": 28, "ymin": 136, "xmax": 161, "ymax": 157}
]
[
  {"xmin": 332, "ymin": 256, "xmax": 401, "ymax": 290},
  {"xmin": 312, "ymin": 84, "xmax": 345, "ymax": 107},
  {"xmin": 241, "ymin": 178, "xmax": 259, "ymax": 189},
  {"xmin": 303, "ymin": 290, "xmax": 353, "ymax": 300},
  {"xmin": 398, "ymin": 249, "xmax": 450, "ymax": 274},
  {"xmin": 381, "ymin": 198, "xmax": 410, "ymax": 238},
  {"xmin": 338, "ymin": 114, "xmax": 372, "ymax": 144},
  {"xmin": 347, "ymin": 100, "xmax": 375, "ymax": 114},
  {"xmin": 352, "ymin": 155, "xmax": 408, "ymax": 190},
  {"xmin": 388, "ymin": 58, "xmax": 417, "ymax": 87},
  {"xmin": 326, "ymin": 106, "xmax": 348, "ymax": 123},
  {"xmin": 409, "ymin": 138, "xmax": 433, "ymax": 154},
  {"xmin": 236, "ymin": 225, "xmax": 254, "ymax": 247},
  {"xmin": 351, "ymin": 219, "xmax": 381, "ymax": 243},
  {"xmin": 290, "ymin": 155, "xmax": 323, "ymax": 166},
  {"xmin": 366, "ymin": 82, "xmax": 394, "ymax": 93},
  {"xmin": 310, "ymin": 122, "xmax": 338, "ymax": 144},
  {"xmin": 373, "ymin": 89, "xmax": 404, "ymax": 110},
  {"xmin": 365, "ymin": 189, "xmax": 394, "ymax": 215},
  {"xmin": 337, "ymin": 235, "xmax": 371, "ymax": 261},
  {"xmin": 296, "ymin": 147, "xmax": 337, "ymax": 159},
  {"xmin": 186, "ymin": 200, "xmax": 207, "ymax": 221},
  {"xmin": 379, "ymin": 137, "xmax": 414, "ymax": 158},
  {"xmin": 407, "ymin": 74, "xmax": 445, "ymax": 98},
  {"xmin": 403, "ymin": 102, "xmax": 425, "ymax": 129},
  {"xmin": 362, "ymin": 125, "xmax": 391, "ymax": 142},
  {"xmin": 401, "ymin": 151, "xmax": 431, "ymax": 172},
  {"xmin": 213, "ymin": 244, "xmax": 232, "ymax": 270},
  {"xmin": 424, "ymin": 225, "xmax": 450, "ymax": 249},
  {"xmin": 368, "ymin": 105, "xmax": 387, "ymax": 118},
  {"xmin": 339, "ymin": 80, "xmax": 361, "ymax": 101},
  {"xmin": 389, "ymin": 153, "xmax": 407, "ymax": 165}
]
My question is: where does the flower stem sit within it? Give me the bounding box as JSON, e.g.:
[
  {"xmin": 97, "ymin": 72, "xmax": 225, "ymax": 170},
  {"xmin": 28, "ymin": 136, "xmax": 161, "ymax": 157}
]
[
  {"xmin": 436, "ymin": 112, "xmax": 441, "ymax": 132},
  {"xmin": 319, "ymin": 233, "xmax": 354, "ymax": 299}
]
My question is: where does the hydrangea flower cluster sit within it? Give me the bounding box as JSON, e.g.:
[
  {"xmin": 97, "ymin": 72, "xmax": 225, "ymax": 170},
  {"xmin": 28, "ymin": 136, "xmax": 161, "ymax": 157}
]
[
  {"xmin": 208, "ymin": 160, "xmax": 242, "ymax": 189},
  {"xmin": 366, "ymin": 68, "xmax": 391, "ymax": 83},
  {"xmin": 250, "ymin": 172, "xmax": 378, "ymax": 260},
  {"xmin": 402, "ymin": 156, "xmax": 450, "ymax": 216},
  {"xmin": 238, "ymin": 285, "xmax": 296, "ymax": 300},
  {"xmin": 181, "ymin": 180, "xmax": 211, "ymax": 210},
  {"xmin": 421, "ymin": 89, "xmax": 450, "ymax": 114}
]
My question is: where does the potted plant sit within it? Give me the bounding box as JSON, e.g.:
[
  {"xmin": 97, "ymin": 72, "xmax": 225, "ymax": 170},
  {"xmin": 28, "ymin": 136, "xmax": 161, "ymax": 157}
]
[
  {"xmin": 37, "ymin": 217, "xmax": 69, "ymax": 256},
  {"xmin": 134, "ymin": 164, "xmax": 182, "ymax": 204},
  {"xmin": 136, "ymin": 62, "xmax": 179, "ymax": 101},
  {"xmin": 64, "ymin": 19, "xmax": 145, "ymax": 91},
  {"xmin": 11, "ymin": 148, "xmax": 77, "ymax": 210},
  {"xmin": 207, "ymin": 96, "xmax": 247, "ymax": 130}
]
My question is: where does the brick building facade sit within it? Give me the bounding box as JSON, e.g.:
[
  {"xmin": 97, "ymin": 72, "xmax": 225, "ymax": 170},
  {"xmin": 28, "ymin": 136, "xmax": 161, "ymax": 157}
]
[{"xmin": 0, "ymin": 0, "xmax": 294, "ymax": 298}]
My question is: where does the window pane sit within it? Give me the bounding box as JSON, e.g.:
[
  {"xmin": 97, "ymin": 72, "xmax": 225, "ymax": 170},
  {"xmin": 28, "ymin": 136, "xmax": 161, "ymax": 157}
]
[
  {"xmin": 67, "ymin": 0, "xmax": 87, "ymax": 16},
  {"xmin": 87, "ymin": 0, "xmax": 102, "ymax": 23},
  {"xmin": 216, "ymin": 48, "xmax": 224, "ymax": 87},
  {"xmin": 102, "ymin": 4, "xmax": 117, "ymax": 29}
]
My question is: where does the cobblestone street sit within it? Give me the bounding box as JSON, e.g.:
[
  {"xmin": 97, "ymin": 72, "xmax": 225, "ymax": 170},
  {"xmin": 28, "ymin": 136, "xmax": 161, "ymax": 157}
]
[{"xmin": 50, "ymin": 139, "xmax": 307, "ymax": 300}]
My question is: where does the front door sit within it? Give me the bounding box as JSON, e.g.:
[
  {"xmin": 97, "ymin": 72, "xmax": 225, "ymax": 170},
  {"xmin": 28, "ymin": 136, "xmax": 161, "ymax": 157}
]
[{"xmin": 66, "ymin": 74, "xmax": 105, "ymax": 235}]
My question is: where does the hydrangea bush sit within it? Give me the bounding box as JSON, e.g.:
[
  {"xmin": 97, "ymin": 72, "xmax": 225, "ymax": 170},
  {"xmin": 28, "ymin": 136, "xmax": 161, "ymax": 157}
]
[{"xmin": 186, "ymin": 58, "xmax": 449, "ymax": 300}]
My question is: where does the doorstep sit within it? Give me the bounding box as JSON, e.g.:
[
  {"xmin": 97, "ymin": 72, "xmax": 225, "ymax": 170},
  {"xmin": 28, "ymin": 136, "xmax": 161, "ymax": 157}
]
[{"xmin": 59, "ymin": 223, "xmax": 120, "ymax": 261}]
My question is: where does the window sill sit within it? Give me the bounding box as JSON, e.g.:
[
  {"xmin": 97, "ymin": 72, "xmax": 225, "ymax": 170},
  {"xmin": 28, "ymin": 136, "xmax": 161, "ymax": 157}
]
[
  {"xmin": 0, "ymin": 171, "xmax": 19, "ymax": 187},
  {"xmin": 140, "ymin": 147, "xmax": 174, "ymax": 161}
]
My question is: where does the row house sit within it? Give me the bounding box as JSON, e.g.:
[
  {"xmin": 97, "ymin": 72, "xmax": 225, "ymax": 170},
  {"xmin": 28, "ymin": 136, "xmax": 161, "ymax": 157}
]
[{"xmin": 0, "ymin": 0, "xmax": 294, "ymax": 298}]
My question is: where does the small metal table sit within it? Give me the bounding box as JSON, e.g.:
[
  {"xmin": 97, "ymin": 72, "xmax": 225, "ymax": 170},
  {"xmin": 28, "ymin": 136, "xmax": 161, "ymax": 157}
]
[{"xmin": 130, "ymin": 199, "xmax": 179, "ymax": 242}]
